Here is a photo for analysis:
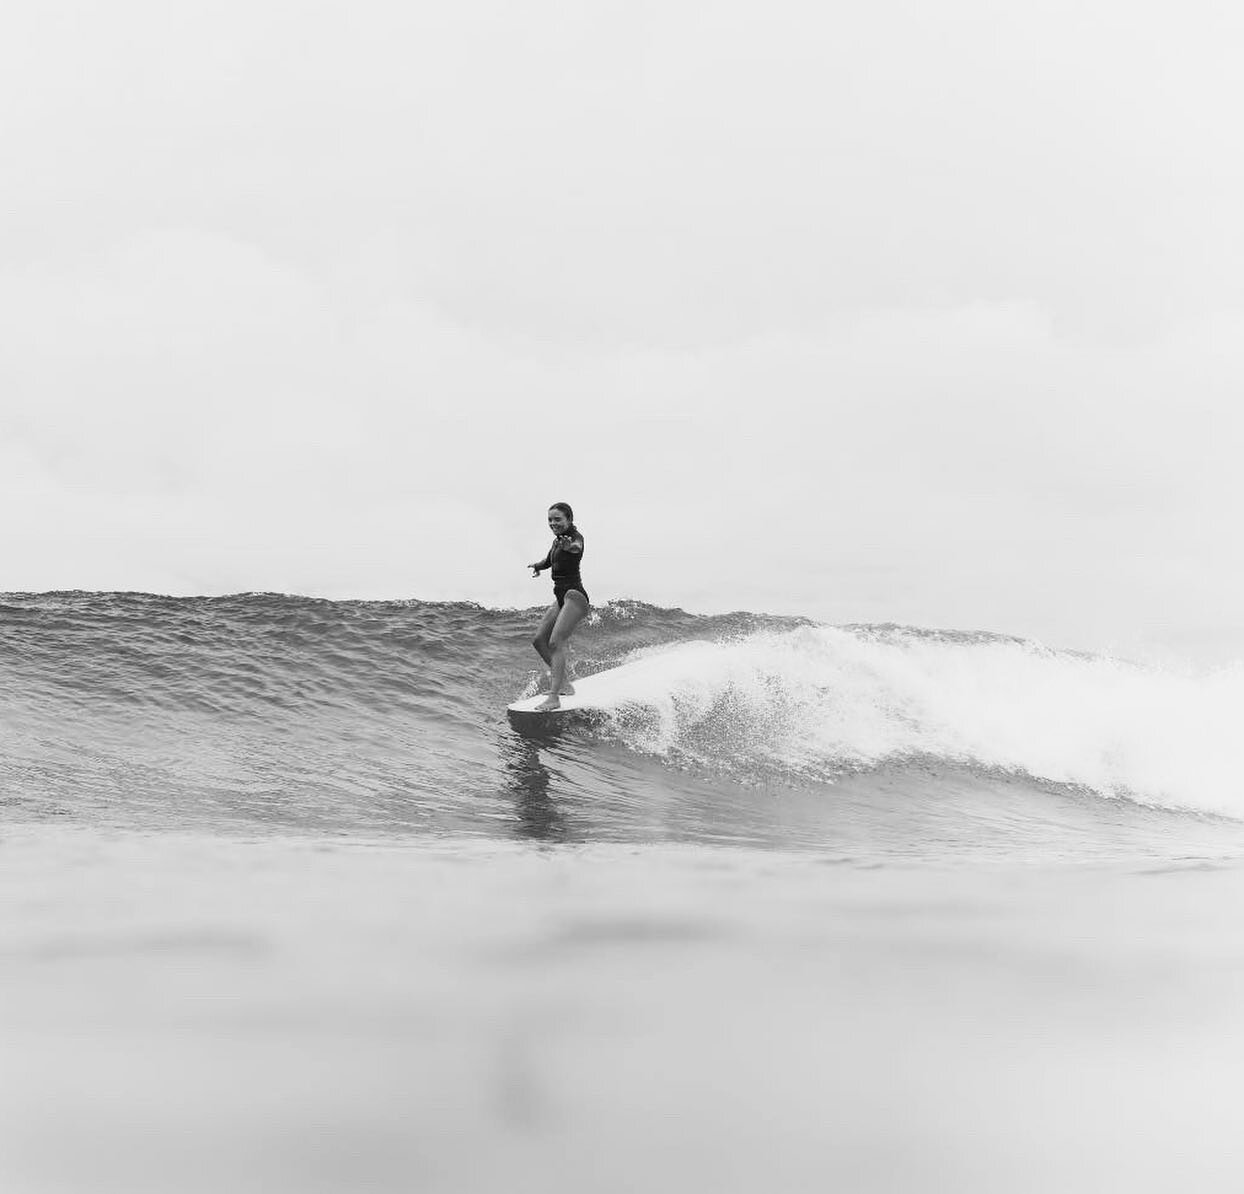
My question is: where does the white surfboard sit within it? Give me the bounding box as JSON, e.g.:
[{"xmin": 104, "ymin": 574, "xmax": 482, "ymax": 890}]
[
  {"xmin": 507, "ymin": 641, "xmax": 722, "ymax": 727},
  {"xmin": 506, "ymin": 661, "xmax": 639, "ymax": 724}
]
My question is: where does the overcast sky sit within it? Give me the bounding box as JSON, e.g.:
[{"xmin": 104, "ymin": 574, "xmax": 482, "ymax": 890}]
[{"xmin": 2, "ymin": 0, "xmax": 1242, "ymax": 662}]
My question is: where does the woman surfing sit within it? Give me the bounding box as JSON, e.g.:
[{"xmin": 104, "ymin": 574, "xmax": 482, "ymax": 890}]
[{"xmin": 528, "ymin": 502, "xmax": 590, "ymax": 711}]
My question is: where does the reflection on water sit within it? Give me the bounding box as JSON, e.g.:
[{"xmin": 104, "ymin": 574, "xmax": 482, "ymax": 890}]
[{"xmin": 499, "ymin": 734, "xmax": 567, "ymax": 842}]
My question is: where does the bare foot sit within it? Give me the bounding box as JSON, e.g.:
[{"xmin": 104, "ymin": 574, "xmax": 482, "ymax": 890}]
[
  {"xmin": 560, "ymin": 683, "xmax": 576, "ymax": 696},
  {"xmin": 535, "ymin": 695, "xmax": 561, "ymax": 712}
]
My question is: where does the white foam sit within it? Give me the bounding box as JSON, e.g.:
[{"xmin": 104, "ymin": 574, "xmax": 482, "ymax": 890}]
[{"xmin": 581, "ymin": 627, "xmax": 1244, "ymax": 818}]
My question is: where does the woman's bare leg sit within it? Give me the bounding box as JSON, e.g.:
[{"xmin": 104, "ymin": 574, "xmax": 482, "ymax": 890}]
[
  {"xmin": 531, "ymin": 602, "xmax": 559, "ymax": 671},
  {"xmin": 536, "ymin": 593, "xmax": 589, "ymax": 710}
]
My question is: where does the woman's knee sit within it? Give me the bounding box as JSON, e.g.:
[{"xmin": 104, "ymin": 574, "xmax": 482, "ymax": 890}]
[{"xmin": 532, "ymin": 634, "xmax": 549, "ymax": 651}]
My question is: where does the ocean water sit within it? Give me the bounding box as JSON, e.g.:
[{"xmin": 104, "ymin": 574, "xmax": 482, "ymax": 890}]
[{"xmin": 3, "ymin": 592, "xmax": 1244, "ymax": 1192}]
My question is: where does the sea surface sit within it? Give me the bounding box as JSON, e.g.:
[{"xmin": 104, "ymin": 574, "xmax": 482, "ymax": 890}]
[{"xmin": 3, "ymin": 592, "xmax": 1244, "ymax": 1192}]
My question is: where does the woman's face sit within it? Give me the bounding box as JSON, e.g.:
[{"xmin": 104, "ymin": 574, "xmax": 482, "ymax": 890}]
[{"xmin": 547, "ymin": 508, "xmax": 570, "ymax": 535}]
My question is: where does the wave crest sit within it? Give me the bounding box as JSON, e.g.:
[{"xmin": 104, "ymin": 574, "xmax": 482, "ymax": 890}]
[{"xmin": 580, "ymin": 626, "xmax": 1244, "ymax": 818}]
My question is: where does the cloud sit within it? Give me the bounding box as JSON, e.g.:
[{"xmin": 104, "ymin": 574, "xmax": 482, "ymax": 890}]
[{"xmin": 4, "ymin": 1, "xmax": 1242, "ymax": 343}]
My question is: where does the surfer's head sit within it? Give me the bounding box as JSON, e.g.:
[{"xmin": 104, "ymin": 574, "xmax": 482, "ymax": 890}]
[{"xmin": 547, "ymin": 503, "xmax": 574, "ymax": 534}]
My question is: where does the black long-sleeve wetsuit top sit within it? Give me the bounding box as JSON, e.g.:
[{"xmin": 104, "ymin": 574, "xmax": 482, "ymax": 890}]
[{"xmin": 536, "ymin": 529, "xmax": 588, "ymax": 606}]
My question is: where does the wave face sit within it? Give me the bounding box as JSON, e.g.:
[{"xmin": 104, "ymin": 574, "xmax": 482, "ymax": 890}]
[{"xmin": 1, "ymin": 592, "xmax": 1240, "ymax": 861}]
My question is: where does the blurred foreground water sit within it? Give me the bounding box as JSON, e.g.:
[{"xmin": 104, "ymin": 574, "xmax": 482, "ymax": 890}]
[{"xmin": 4, "ymin": 828, "xmax": 1244, "ymax": 1194}]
